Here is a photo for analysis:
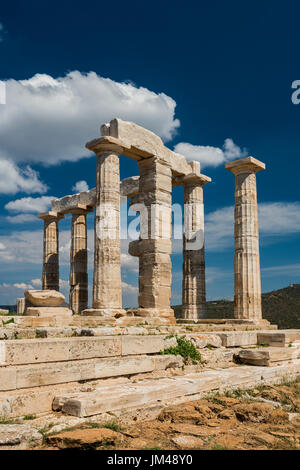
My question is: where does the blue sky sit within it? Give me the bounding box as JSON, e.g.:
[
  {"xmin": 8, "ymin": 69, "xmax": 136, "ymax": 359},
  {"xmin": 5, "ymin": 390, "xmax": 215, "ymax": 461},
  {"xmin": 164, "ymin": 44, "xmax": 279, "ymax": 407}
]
[{"xmin": 0, "ymin": 1, "xmax": 299, "ymax": 306}]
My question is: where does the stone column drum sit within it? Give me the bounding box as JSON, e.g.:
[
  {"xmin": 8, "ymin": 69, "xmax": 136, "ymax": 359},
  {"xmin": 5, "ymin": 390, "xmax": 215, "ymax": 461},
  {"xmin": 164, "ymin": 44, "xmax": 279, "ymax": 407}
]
[
  {"xmin": 182, "ymin": 164, "xmax": 211, "ymax": 319},
  {"xmin": 69, "ymin": 206, "xmax": 92, "ymax": 314},
  {"xmin": 82, "ymin": 137, "xmax": 126, "ymax": 317},
  {"xmin": 226, "ymin": 157, "xmax": 265, "ymax": 321},
  {"xmin": 129, "ymin": 157, "xmax": 174, "ymax": 322},
  {"xmin": 38, "ymin": 211, "xmax": 64, "ymax": 291}
]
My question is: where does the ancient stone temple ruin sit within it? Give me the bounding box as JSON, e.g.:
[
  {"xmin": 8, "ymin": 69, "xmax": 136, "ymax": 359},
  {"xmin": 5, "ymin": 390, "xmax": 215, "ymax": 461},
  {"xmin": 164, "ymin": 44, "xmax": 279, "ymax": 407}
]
[
  {"xmin": 31, "ymin": 119, "xmax": 266, "ymax": 326},
  {"xmin": 1, "ymin": 119, "xmax": 300, "ymax": 449}
]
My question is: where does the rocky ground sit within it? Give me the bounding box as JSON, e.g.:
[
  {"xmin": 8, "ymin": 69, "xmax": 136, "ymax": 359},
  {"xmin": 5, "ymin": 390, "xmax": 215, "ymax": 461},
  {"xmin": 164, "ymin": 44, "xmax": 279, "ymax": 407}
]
[{"xmin": 31, "ymin": 377, "xmax": 300, "ymax": 451}]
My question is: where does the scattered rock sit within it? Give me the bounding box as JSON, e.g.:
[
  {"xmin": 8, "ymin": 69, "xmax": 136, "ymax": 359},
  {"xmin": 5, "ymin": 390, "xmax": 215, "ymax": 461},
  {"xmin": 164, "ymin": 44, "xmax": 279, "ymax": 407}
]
[
  {"xmin": 24, "ymin": 290, "xmax": 65, "ymax": 307},
  {"xmin": 233, "ymin": 403, "xmax": 289, "ymax": 424},
  {"xmin": 48, "ymin": 428, "xmax": 122, "ymax": 449},
  {"xmin": 171, "ymin": 435, "xmax": 203, "ymax": 449}
]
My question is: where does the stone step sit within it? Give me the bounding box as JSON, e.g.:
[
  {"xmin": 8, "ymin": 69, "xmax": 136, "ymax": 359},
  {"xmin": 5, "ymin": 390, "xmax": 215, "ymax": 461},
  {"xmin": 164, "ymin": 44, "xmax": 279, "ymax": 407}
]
[
  {"xmin": 1, "ymin": 360, "xmax": 300, "ymax": 419},
  {"xmin": 0, "ymin": 335, "xmax": 167, "ymax": 366},
  {"xmin": 216, "ymin": 331, "xmax": 259, "ymax": 347},
  {"xmin": 257, "ymin": 330, "xmax": 300, "ymax": 347},
  {"xmin": 53, "ymin": 360, "xmax": 300, "ymax": 418},
  {"xmin": 238, "ymin": 346, "xmax": 300, "ymax": 366},
  {"xmin": 0, "ymin": 354, "xmax": 183, "ymax": 391}
]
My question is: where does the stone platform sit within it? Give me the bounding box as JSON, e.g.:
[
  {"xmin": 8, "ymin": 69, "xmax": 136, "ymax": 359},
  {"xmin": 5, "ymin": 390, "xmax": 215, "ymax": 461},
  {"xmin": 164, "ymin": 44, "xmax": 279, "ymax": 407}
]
[{"xmin": 0, "ymin": 319, "xmax": 299, "ymax": 420}]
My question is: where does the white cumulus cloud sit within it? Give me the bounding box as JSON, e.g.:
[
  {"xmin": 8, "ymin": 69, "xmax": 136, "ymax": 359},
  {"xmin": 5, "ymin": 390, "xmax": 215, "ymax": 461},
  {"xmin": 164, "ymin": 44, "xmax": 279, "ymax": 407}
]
[
  {"xmin": 0, "ymin": 158, "xmax": 47, "ymax": 194},
  {"xmin": 174, "ymin": 138, "xmax": 247, "ymax": 169},
  {"xmin": 0, "ymin": 71, "xmax": 180, "ymax": 168},
  {"xmin": 72, "ymin": 180, "xmax": 89, "ymax": 193},
  {"xmin": 5, "ymin": 196, "xmax": 54, "ymax": 213}
]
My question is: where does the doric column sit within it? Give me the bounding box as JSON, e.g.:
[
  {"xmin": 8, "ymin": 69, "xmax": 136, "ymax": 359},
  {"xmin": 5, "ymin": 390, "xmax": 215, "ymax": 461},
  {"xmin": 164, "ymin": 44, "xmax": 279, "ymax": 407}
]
[
  {"xmin": 129, "ymin": 156, "xmax": 174, "ymax": 322},
  {"xmin": 226, "ymin": 156, "xmax": 265, "ymax": 321},
  {"xmin": 68, "ymin": 205, "xmax": 92, "ymax": 314},
  {"xmin": 82, "ymin": 136, "xmax": 126, "ymax": 317},
  {"xmin": 38, "ymin": 211, "xmax": 64, "ymax": 291},
  {"xmin": 181, "ymin": 162, "xmax": 211, "ymax": 319}
]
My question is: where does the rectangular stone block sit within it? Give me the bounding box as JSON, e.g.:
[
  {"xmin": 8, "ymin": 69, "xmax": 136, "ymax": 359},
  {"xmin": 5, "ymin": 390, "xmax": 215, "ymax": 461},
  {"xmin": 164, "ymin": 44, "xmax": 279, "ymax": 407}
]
[
  {"xmin": 0, "ymin": 337, "xmax": 122, "ymax": 366},
  {"xmin": 121, "ymin": 335, "xmax": 165, "ymax": 355},
  {"xmin": 217, "ymin": 331, "xmax": 258, "ymax": 347},
  {"xmin": 238, "ymin": 346, "xmax": 299, "ymax": 366},
  {"xmin": 257, "ymin": 330, "xmax": 300, "ymax": 347}
]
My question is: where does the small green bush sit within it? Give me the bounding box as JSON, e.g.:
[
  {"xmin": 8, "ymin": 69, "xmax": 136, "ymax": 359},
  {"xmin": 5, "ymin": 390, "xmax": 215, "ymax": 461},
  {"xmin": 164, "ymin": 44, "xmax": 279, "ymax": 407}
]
[{"xmin": 161, "ymin": 335, "xmax": 201, "ymax": 364}]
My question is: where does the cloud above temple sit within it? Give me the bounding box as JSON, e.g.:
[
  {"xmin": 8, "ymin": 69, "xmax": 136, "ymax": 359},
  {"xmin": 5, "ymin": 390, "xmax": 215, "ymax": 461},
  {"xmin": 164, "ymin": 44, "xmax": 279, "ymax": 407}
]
[
  {"xmin": 72, "ymin": 180, "xmax": 89, "ymax": 193},
  {"xmin": 0, "ymin": 157, "xmax": 47, "ymax": 194},
  {"xmin": 0, "ymin": 71, "xmax": 180, "ymax": 168},
  {"xmin": 174, "ymin": 138, "xmax": 247, "ymax": 168},
  {"xmin": 5, "ymin": 196, "xmax": 54, "ymax": 213}
]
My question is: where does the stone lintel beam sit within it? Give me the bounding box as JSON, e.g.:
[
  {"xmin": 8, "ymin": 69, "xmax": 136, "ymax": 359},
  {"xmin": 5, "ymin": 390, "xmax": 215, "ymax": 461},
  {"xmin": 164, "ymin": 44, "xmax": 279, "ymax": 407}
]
[
  {"xmin": 60, "ymin": 204, "xmax": 93, "ymax": 215},
  {"xmin": 52, "ymin": 176, "xmax": 140, "ymax": 213},
  {"xmin": 225, "ymin": 156, "xmax": 266, "ymax": 175},
  {"xmin": 100, "ymin": 118, "xmax": 193, "ymax": 176}
]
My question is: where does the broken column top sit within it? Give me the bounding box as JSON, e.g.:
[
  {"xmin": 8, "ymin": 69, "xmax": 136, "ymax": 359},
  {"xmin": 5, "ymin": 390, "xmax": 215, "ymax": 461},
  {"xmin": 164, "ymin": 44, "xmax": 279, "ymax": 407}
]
[
  {"xmin": 38, "ymin": 211, "xmax": 65, "ymax": 221},
  {"xmin": 95, "ymin": 118, "xmax": 192, "ymax": 177},
  {"xmin": 225, "ymin": 156, "xmax": 266, "ymax": 175}
]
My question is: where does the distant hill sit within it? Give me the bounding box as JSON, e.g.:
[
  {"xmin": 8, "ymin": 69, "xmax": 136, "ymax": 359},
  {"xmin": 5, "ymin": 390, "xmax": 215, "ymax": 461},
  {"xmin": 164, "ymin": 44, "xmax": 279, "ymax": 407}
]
[
  {"xmin": 2, "ymin": 285, "xmax": 300, "ymax": 329},
  {"xmin": 0, "ymin": 305, "xmax": 16, "ymax": 314},
  {"xmin": 173, "ymin": 284, "xmax": 300, "ymax": 329}
]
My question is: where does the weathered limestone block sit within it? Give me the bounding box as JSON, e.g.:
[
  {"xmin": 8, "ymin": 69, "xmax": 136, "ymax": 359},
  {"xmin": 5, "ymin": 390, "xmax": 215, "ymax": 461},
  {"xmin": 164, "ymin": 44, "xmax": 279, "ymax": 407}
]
[
  {"xmin": 257, "ymin": 330, "xmax": 300, "ymax": 347},
  {"xmin": 226, "ymin": 157, "xmax": 265, "ymax": 321},
  {"xmin": 217, "ymin": 331, "xmax": 258, "ymax": 347},
  {"xmin": 187, "ymin": 334, "xmax": 222, "ymax": 349},
  {"xmin": 0, "ymin": 356, "xmax": 175, "ymax": 391},
  {"xmin": 24, "ymin": 290, "xmax": 65, "ymax": 307},
  {"xmin": 0, "ymin": 336, "xmax": 122, "ymax": 366},
  {"xmin": 104, "ymin": 118, "xmax": 191, "ymax": 176},
  {"xmin": 25, "ymin": 307, "xmax": 72, "ymax": 317},
  {"xmin": 0, "ymin": 309, "xmax": 9, "ymax": 315},
  {"xmin": 121, "ymin": 335, "xmax": 165, "ymax": 355},
  {"xmin": 0, "ymin": 424, "xmax": 42, "ymax": 447},
  {"xmin": 238, "ymin": 346, "xmax": 300, "ymax": 366},
  {"xmin": 17, "ymin": 298, "xmax": 25, "ymax": 315}
]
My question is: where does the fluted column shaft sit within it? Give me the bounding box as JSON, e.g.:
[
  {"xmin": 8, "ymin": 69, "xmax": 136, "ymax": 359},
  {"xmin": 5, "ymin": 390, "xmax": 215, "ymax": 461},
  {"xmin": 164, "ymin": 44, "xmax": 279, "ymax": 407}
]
[
  {"xmin": 226, "ymin": 157, "xmax": 265, "ymax": 320},
  {"xmin": 38, "ymin": 211, "xmax": 64, "ymax": 291},
  {"xmin": 69, "ymin": 210, "xmax": 89, "ymax": 314},
  {"xmin": 182, "ymin": 182, "xmax": 206, "ymax": 319},
  {"xmin": 92, "ymin": 150, "xmax": 122, "ymax": 310}
]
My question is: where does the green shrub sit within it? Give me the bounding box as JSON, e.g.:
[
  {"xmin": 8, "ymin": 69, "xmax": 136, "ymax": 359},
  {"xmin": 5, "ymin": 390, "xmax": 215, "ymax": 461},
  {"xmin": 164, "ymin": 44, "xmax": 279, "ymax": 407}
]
[{"xmin": 161, "ymin": 335, "xmax": 201, "ymax": 364}]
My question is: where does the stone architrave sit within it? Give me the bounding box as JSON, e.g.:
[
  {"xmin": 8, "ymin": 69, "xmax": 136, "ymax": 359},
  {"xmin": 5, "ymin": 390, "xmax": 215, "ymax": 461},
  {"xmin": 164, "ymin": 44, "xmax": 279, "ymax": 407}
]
[
  {"xmin": 181, "ymin": 162, "xmax": 211, "ymax": 319},
  {"xmin": 38, "ymin": 211, "xmax": 64, "ymax": 291},
  {"xmin": 82, "ymin": 137, "xmax": 126, "ymax": 318},
  {"xmin": 226, "ymin": 156, "xmax": 265, "ymax": 321}
]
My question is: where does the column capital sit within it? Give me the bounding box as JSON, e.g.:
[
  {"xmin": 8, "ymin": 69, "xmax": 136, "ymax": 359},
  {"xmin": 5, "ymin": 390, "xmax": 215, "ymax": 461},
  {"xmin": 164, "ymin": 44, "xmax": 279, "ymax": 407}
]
[
  {"xmin": 38, "ymin": 211, "xmax": 64, "ymax": 221},
  {"xmin": 60, "ymin": 204, "xmax": 93, "ymax": 215},
  {"xmin": 174, "ymin": 172, "xmax": 211, "ymax": 187},
  {"xmin": 225, "ymin": 156, "xmax": 265, "ymax": 175},
  {"xmin": 85, "ymin": 136, "xmax": 125, "ymax": 155}
]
